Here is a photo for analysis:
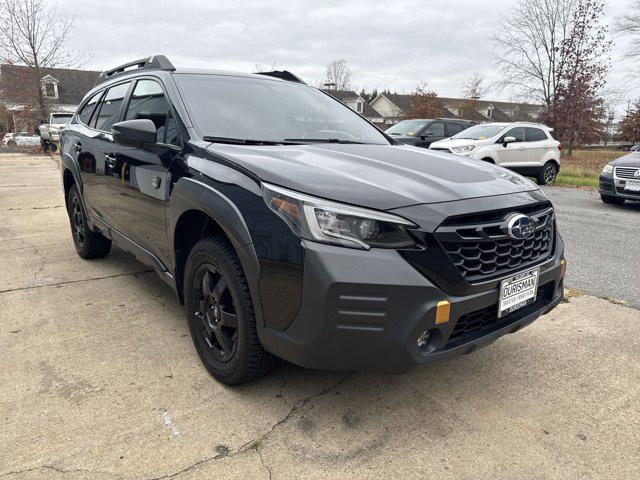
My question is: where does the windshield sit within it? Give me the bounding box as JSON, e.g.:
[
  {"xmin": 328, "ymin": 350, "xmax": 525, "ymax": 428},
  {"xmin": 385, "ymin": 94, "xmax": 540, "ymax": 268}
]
[
  {"xmin": 452, "ymin": 124, "xmax": 505, "ymax": 140},
  {"xmin": 174, "ymin": 74, "xmax": 390, "ymax": 144},
  {"xmin": 386, "ymin": 120, "xmax": 430, "ymax": 136},
  {"xmin": 51, "ymin": 114, "xmax": 72, "ymax": 124}
]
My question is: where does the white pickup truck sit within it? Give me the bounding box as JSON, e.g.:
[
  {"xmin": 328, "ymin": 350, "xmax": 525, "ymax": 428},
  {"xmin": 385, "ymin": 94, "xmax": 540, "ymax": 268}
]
[{"xmin": 38, "ymin": 112, "xmax": 74, "ymax": 151}]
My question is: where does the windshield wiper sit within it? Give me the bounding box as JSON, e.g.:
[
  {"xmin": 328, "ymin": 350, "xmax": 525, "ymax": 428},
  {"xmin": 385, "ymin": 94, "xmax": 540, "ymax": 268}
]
[
  {"xmin": 203, "ymin": 136, "xmax": 284, "ymax": 145},
  {"xmin": 282, "ymin": 138, "xmax": 367, "ymax": 144}
]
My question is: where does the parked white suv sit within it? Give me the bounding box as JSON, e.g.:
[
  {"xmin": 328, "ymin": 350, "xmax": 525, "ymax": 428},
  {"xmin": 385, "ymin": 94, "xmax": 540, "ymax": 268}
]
[
  {"xmin": 2, "ymin": 132, "xmax": 41, "ymax": 147},
  {"xmin": 429, "ymin": 122, "xmax": 561, "ymax": 184}
]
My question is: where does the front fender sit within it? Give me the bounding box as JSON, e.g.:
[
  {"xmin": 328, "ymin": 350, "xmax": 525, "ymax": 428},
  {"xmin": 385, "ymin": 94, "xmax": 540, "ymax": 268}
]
[{"xmin": 168, "ymin": 176, "xmax": 265, "ymax": 327}]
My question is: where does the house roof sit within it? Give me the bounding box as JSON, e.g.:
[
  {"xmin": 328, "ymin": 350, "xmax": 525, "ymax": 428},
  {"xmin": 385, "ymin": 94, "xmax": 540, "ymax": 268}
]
[
  {"xmin": 380, "ymin": 93, "xmax": 413, "ymax": 114},
  {"xmin": 0, "ymin": 64, "xmax": 100, "ymax": 105},
  {"xmin": 320, "ymin": 89, "xmax": 361, "ymax": 102}
]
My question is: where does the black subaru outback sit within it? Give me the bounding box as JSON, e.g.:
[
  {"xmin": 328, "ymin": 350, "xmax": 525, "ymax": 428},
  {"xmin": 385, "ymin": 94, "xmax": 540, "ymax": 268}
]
[{"xmin": 60, "ymin": 56, "xmax": 565, "ymax": 385}]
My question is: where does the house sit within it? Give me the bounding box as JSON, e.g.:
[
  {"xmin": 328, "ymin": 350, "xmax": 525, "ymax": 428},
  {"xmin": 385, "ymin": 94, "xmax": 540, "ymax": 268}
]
[
  {"xmin": 0, "ymin": 64, "xmax": 100, "ymax": 133},
  {"xmin": 321, "ymin": 89, "xmax": 384, "ymax": 125},
  {"xmin": 369, "ymin": 93, "xmax": 543, "ymax": 126}
]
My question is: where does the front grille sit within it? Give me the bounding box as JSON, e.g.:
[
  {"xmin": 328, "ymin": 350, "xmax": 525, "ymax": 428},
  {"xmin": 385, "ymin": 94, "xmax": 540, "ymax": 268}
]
[
  {"xmin": 615, "ymin": 166, "xmax": 640, "ymax": 179},
  {"xmin": 599, "ymin": 181, "xmax": 614, "ymax": 192},
  {"xmin": 435, "ymin": 203, "xmax": 555, "ymax": 282},
  {"xmin": 446, "ymin": 282, "xmax": 555, "ymax": 346},
  {"xmin": 430, "ymin": 147, "xmax": 451, "ymax": 153}
]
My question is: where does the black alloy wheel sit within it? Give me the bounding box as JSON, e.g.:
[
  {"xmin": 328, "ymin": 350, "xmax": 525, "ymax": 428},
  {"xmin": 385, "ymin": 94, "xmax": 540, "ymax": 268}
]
[
  {"xmin": 70, "ymin": 192, "xmax": 86, "ymax": 250},
  {"xmin": 184, "ymin": 236, "xmax": 276, "ymax": 385},
  {"xmin": 192, "ymin": 263, "xmax": 239, "ymax": 363}
]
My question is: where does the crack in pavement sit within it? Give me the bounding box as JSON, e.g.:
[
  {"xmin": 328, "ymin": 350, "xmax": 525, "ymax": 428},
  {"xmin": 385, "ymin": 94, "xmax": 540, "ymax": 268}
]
[
  {"xmin": 147, "ymin": 372, "xmax": 356, "ymax": 480},
  {"xmin": 256, "ymin": 448, "xmax": 273, "ymax": 480},
  {"xmin": 0, "ymin": 464, "xmax": 124, "ymax": 479},
  {"xmin": 0, "ymin": 205, "xmax": 64, "ymax": 211},
  {"xmin": 0, "ymin": 269, "xmax": 154, "ymax": 294}
]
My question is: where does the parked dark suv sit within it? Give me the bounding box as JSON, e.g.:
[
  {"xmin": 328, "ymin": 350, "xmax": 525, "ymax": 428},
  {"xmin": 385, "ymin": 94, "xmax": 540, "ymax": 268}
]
[
  {"xmin": 60, "ymin": 56, "xmax": 565, "ymax": 385},
  {"xmin": 385, "ymin": 118, "xmax": 474, "ymax": 147}
]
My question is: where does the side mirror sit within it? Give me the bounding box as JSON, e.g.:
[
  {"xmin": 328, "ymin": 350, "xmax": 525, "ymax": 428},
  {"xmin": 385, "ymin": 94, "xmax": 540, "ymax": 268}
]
[
  {"xmin": 112, "ymin": 119, "xmax": 157, "ymax": 147},
  {"xmin": 502, "ymin": 136, "xmax": 516, "ymax": 147}
]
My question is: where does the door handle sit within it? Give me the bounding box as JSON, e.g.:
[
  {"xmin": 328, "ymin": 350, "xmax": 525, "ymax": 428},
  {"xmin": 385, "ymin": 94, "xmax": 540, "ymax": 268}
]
[
  {"xmin": 105, "ymin": 153, "xmax": 116, "ymax": 169},
  {"xmin": 74, "ymin": 142, "xmax": 82, "ymax": 154}
]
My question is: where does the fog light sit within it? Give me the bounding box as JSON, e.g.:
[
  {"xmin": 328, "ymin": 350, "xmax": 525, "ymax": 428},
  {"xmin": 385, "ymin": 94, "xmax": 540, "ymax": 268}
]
[
  {"xmin": 417, "ymin": 330, "xmax": 430, "ymax": 348},
  {"xmin": 559, "ymin": 259, "xmax": 566, "ymax": 278},
  {"xmin": 435, "ymin": 300, "xmax": 450, "ymax": 325}
]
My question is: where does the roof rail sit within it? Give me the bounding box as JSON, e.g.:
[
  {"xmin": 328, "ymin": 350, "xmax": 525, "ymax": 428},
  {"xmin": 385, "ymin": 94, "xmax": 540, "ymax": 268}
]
[
  {"xmin": 256, "ymin": 70, "xmax": 306, "ymax": 84},
  {"xmin": 96, "ymin": 55, "xmax": 175, "ymax": 85}
]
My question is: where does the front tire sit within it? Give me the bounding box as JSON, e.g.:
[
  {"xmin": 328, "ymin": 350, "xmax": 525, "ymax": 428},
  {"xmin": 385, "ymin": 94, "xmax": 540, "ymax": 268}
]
[
  {"xmin": 601, "ymin": 194, "xmax": 625, "ymax": 205},
  {"xmin": 537, "ymin": 161, "xmax": 558, "ymax": 185},
  {"xmin": 184, "ymin": 236, "xmax": 276, "ymax": 385},
  {"xmin": 67, "ymin": 184, "xmax": 112, "ymax": 258}
]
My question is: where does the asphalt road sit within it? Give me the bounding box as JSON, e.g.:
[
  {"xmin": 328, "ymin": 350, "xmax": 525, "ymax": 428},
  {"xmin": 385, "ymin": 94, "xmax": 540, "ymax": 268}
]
[{"xmin": 542, "ymin": 185, "xmax": 640, "ymax": 308}]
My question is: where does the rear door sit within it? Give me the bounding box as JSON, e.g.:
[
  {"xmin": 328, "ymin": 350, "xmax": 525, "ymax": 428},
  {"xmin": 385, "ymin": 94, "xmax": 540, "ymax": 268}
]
[
  {"xmin": 70, "ymin": 89, "xmax": 104, "ymax": 216},
  {"xmin": 103, "ymin": 78, "xmax": 181, "ymax": 266},
  {"xmin": 524, "ymin": 127, "xmax": 551, "ymax": 166},
  {"xmin": 445, "ymin": 122, "xmax": 467, "ymax": 138},
  {"xmin": 86, "ymin": 81, "xmax": 133, "ymax": 228}
]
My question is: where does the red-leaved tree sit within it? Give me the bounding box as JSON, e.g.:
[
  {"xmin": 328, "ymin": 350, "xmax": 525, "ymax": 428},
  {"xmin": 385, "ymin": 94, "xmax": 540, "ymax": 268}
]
[
  {"xmin": 619, "ymin": 99, "xmax": 640, "ymax": 144},
  {"xmin": 540, "ymin": 0, "xmax": 610, "ymax": 155},
  {"xmin": 407, "ymin": 82, "xmax": 442, "ymax": 119}
]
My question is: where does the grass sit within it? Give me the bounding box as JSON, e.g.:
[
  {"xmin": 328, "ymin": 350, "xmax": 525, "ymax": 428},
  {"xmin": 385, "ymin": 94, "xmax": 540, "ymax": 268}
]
[{"xmin": 550, "ymin": 149, "xmax": 623, "ymax": 189}]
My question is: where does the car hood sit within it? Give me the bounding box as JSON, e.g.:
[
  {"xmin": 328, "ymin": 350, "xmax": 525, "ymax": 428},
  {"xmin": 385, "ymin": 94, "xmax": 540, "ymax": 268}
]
[
  {"xmin": 204, "ymin": 143, "xmax": 539, "ymax": 210},
  {"xmin": 612, "ymin": 152, "xmax": 640, "ymax": 167}
]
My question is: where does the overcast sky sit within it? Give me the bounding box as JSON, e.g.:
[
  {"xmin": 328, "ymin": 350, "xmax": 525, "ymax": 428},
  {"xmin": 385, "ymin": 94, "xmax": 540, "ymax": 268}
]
[{"xmin": 50, "ymin": 0, "xmax": 638, "ymax": 115}]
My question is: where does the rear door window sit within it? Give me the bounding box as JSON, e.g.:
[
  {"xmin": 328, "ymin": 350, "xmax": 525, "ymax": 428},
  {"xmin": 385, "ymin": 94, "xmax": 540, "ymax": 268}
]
[
  {"xmin": 446, "ymin": 123, "xmax": 465, "ymax": 136},
  {"xmin": 125, "ymin": 79, "xmax": 179, "ymax": 145},
  {"xmin": 77, "ymin": 91, "xmax": 102, "ymax": 126},
  {"xmin": 424, "ymin": 122, "xmax": 445, "ymax": 137},
  {"xmin": 92, "ymin": 82, "xmax": 131, "ymax": 131},
  {"xmin": 525, "ymin": 127, "xmax": 548, "ymax": 142}
]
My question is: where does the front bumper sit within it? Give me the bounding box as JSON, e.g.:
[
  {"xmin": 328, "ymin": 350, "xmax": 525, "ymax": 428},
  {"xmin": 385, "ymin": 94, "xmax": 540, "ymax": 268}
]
[
  {"xmin": 599, "ymin": 173, "xmax": 640, "ymax": 200},
  {"xmin": 260, "ymin": 234, "xmax": 565, "ymax": 373}
]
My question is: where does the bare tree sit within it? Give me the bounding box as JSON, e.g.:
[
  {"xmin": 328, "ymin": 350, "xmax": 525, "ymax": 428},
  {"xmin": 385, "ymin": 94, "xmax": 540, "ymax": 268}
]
[
  {"xmin": 616, "ymin": 0, "xmax": 640, "ymax": 70},
  {"xmin": 0, "ymin": 0, "xmax": 84, "ymax": 120},
  {"xmin": 324, "ymin": 59, "xmax": 352, "ymax": 90},
  {"xmin": 492, "ymin": 0, "xmax": 577, "ymax": 106},
  {"xmin": 462, "ymin": 73, "xmax": 485, "ymax": 99},
  {"xmin": 253, "ymin": 61, "xmax": 279, "ymax": 73}
]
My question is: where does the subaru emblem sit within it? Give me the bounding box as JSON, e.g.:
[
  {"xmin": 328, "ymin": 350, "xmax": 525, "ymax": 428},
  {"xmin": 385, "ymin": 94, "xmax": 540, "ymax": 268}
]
[{"xmin": 506, "ymin": 214, "xmax": 535, "ymax": 240}]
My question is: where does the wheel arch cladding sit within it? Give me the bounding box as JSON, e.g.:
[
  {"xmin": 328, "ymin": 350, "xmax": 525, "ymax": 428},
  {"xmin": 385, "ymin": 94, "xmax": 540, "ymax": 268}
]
[
  {"xmin": 169, "ymin": 179, "xmax": 263, "ymax": 323},
  {"xmin": 63, "ymin": 168, "xmax": 75, "ymax": 208}
]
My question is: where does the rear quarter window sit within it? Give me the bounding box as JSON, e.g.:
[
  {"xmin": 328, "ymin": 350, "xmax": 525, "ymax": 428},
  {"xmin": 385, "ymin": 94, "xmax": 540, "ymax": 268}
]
[{"xmin": 525, "ymin": 128, "xmax": 549, "ymax": 142}]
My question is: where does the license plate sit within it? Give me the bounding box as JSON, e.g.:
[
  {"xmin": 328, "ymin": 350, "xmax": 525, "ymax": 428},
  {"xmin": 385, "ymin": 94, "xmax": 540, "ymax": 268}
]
[
  {"xmin": 624, "ymin": 180, "xmax": 640, "ymax": 192},
  {"xmin": 498, "ymin": 268, "xmax": 539, "ymax": 318}
]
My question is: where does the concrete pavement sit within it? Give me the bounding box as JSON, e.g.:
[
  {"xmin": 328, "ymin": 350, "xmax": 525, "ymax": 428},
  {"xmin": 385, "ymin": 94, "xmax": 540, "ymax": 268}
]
[{"xmin": 1, "ymin": 153, "xmax": 639, "ymax": 479}]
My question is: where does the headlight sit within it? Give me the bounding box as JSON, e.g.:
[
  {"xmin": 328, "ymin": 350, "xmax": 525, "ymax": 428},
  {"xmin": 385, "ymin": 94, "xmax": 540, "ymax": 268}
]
[
  {"xmin": 263, "ymin": 183, "xmax": 416, "ymax": 250},
  {"xmin": 601, "ymin": 164, "xmax": 614, "ymax": 174},
  {"xmin": 450, "ymin": 145, "xmax": 476, "ymax": 154}
]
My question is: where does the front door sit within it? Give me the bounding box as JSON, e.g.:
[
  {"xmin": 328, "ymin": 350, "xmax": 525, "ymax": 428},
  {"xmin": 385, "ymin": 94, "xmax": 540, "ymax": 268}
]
[
  {"xmin": 416, "ymin": 121, "xmax": 445, "ymax": 147},
  {"xmin": 103, "ymin": 78, "xmax": 181, "ymax": 267},
  {"xmin": 497, "ymin": 127, "xmax": 527, "ymax": 166}
]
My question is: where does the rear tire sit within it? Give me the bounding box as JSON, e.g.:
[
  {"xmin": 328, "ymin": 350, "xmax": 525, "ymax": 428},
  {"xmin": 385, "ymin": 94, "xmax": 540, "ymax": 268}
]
[
  {"xmin": 67, "ymin": 184, "xmax": 112, "ymax": 258},
  {"xmin": 601, "ymin": 194, "xmax": 625, "ymax": 205},
  {"xmin": 537, "ymin": 161, "xmax": 558, "ymax": 185},
  {"xmin": 184, "ymin": 236, "xmax": 276, "ymax": 385}
]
